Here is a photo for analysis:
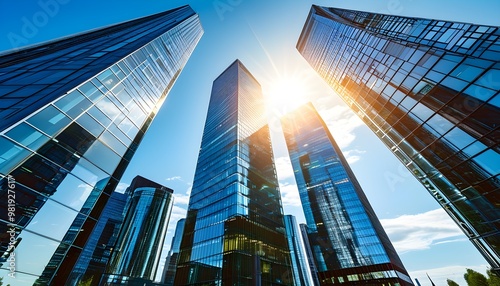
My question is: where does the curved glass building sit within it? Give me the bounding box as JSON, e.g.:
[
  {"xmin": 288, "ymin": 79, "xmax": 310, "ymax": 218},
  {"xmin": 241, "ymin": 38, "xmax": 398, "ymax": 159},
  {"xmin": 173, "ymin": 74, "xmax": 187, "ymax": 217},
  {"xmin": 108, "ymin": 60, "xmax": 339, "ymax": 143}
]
[{"xmin": 106, "ymin": 175, "xmax": 174, "ymax": 284}]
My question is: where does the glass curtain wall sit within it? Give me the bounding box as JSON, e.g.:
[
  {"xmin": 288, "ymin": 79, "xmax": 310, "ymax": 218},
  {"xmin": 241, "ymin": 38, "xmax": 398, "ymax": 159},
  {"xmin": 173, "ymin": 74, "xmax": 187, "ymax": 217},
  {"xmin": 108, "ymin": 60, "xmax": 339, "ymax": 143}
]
[
  {"xmin": 281, "ymin": 103, "xmax": 413, "ymax": 285},
  {"xmin": 0, "ymin": 6, "xmax": 203, "ymax": 285},
  {"xmin": 297, "ymin": 5, "xmax": 500, "ymax": 273},
  {"xmin": 175, "ymin": 60, "xmax": 292, "ymax": 285}
]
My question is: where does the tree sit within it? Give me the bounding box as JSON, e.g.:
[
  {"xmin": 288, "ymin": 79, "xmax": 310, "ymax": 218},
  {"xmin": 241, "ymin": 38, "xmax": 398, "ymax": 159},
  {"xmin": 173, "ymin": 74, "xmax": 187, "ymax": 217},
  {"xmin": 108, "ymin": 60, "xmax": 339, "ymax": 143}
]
[
  {"xmin": 464, "ymin": 268, "xmax": 489, "ymax": 286},
  {"xmin": 447, "ymin": 279, "xmax": 460, "ymax": 286},
  {"xmin": 77, "ymin": 276, "xmax": 93, "ymax": 286},
  {"xmin": 487, "ymin": 269, "xmax": 500, "ymax": 286}
]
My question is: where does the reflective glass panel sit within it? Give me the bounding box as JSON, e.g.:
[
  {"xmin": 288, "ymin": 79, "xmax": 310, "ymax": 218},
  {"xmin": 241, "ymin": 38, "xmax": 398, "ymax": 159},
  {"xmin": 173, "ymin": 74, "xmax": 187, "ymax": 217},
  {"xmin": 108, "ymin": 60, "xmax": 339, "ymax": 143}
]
[{"xmin": 26, "ymin": 105, "xmax": 71, "ymax": 137}]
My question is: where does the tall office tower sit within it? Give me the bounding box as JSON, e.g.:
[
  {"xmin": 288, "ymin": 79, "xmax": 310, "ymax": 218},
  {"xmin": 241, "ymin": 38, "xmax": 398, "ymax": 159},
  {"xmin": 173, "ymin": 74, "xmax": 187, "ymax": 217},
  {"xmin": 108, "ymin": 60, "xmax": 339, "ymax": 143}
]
[
  {"xmin": 36, "ymin": 178, "xmax": 130, "ymax": 285},
  {"xmin": 300, "ymin": 224, "xmax": 321, "ymax": 286},
  {"xmin": 161, "ymin": 218, "xmax": 186, "ymax": 285},
  {"xmin": 297, "ymin": 5, "xmax": 500, "ymax": 273},
  {"xmin": 281, "ymin": 103, "xmax": 413, "ymax": 285},
  {"xmin": 68, "ymin": 188, "xmax": 130, "ymax": 285},
  {"xmin": 0, "ymin": 5, "xmax": 202, "ymax": 285},
  {"xmin": 284, "ymin": 215, "xmax": 315, "ymax": 286},
  {"xmin": 175, "ymin": 60, "xmax": 293, "ymax": 285},
  {"xmin": 105, "ymin": 176, "xmax": 174, "ymax": 284}
]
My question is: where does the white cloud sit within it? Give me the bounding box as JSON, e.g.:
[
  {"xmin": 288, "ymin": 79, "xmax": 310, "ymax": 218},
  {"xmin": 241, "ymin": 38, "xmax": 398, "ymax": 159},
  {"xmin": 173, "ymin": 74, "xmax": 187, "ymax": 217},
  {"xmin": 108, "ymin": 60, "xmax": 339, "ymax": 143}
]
[
  {"xmin": 343, "ymin": 149, "xmax": 366, "ymax": 164},
  {"xmin": 173, "ymin": 185, "xmax": 192, "ymax": 205},
  {"xmin": 173, "ymin": 193, "xmax": 190, "ymax": 205},
  {"xmin": 380, "ymin": 208, "xmax": 465, "ymax": 253},
  {"xmin": 114, "ymin": 182, "xmax": 129, "ymax": 194},
  {"xmin": 275, "ymin": 156, "xmax": 295, "ymax": 180},
  {"xmin": 166, "ymin": 176, "xmax": 182, "ymax": 181},
  {"xmin": 73, "ymin": 183, "xmax": 94, "ymax": 208},
  {"xmin": 316, "ymin": 101, "xmax": 364, "ymax": 149},
  {"xmin": 279, "ymin": 182, "xmax": 301, "ymax": 207},
  {"xmin": 168, "ymin": 205, "xmax": 187, "ymax": 230},
  {"xmin": 409, "ymin": 264, "xmax": 490, "ymax": 286}
]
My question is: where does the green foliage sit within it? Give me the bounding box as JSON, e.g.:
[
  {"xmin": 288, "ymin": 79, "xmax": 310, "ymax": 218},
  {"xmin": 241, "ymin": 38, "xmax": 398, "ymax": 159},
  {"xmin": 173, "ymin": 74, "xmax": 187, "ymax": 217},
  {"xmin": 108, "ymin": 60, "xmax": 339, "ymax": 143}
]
[
  {"xmin": 464, "ymin": 268, "xmax": 489, "ymax": 286},
  {"xmin": 447, "ymin": 279, "xmax": 460, "ymax": 286},
  {"xmin": 487, "ymin": 269, "xmax": 500, "ymax": 286},
  {"xmin": 77, "ymin": 275, "xmax": 94, "ymax": 286}
]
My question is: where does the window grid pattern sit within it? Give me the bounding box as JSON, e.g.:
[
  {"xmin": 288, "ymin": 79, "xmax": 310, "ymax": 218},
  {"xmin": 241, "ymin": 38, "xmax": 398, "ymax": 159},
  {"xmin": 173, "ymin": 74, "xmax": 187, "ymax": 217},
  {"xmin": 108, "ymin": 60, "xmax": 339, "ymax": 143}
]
[
  {"xmin": 0, "ymin": 6, "xmax": 202, "ymax": 285},
  {"xmin": 175, "ymin": 61, "xmax": 292, "ymax": 285},
  {"xmin": 297, "ymin": 5, "xmax": 500, "ymax": 272},
  {"xmin": 282, "ymin": 103, "xmax": 413, "ymax": 285},
  {"xmin": 107, "ymin": 185, "xmax": 173, "ymax": 281}
]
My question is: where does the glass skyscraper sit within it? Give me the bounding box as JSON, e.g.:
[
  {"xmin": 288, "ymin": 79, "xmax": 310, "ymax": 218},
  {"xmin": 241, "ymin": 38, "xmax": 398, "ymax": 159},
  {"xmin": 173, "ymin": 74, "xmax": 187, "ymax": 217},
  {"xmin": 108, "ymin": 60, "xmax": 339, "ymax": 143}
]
[
  {"xmin": 161, "ymin": 218, "xmax": 186, "ymax": 285},
  {"xmin": 39, "ymin": 179, "xmax": 130, "ymax": 285},
  {"xmin": 300, "ymin": 223, "xmax": 321, "ymax": 286},
  {"xmin": 284, "ymin": 215, "xmax": 315, "ymax": 286},
  {"xmin": 297, "ymin": 5, "xmax": 500, "ymax": 273},
  {"xmin": 0, "ymin": 5, "xmax": 202, "ymax": 285},
  {"xmin": 281, "ymin": 103, "xmax": 413, "ymax": 285},
  {"xmin": 69, "ymin": 187, "xmax": 130, "ymax": 285},
  {"xmin": 106, "ymin": 175, "xmax": 174, "ymax": 284},
  {"xmin": 36, "ymin": 177, "xmax": 128, "ymax": 285},
  {"xmin": 175, "ymin": 60, "xmax": 293, "ymax": 285}
]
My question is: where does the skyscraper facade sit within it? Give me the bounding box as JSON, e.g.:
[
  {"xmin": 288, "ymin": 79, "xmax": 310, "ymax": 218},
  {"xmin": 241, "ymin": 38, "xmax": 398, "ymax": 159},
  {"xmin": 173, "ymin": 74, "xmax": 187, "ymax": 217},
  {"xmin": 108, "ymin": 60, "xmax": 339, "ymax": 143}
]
[
  {"xmin": 161, "ymin": 218, "xmax": 186, "ymax": 285},
  {"xmin": 106, "ymin": 175, "xmax": 174, "ymax": 284},
  {"xmin": 0, "ymin": 5, "xmax": 202, "ymax": 285},
  {"xmin": 284, "ymin": 215, "xmax": 315, "ymax": 286},
  {"xmin": 67, "ymin": 187, "xmax": 130, "ymax": 285},
  {"xmin": 281, "ymin": 103, "xmax": 413, "ymax": 285},
  {"xmin": 297, "ymin": 5, "xmax": 500, "ymax": 273},
  {"xmin": 300, "ymin": 224, "xmax": 321, "ymax": 286},
  {"xmin": 37, "ymin": 178, "xmax": 130, "ymax": 285},
  {"xmin": 175, "ymin": 60, "xmax": 293, "ymax": 285}
]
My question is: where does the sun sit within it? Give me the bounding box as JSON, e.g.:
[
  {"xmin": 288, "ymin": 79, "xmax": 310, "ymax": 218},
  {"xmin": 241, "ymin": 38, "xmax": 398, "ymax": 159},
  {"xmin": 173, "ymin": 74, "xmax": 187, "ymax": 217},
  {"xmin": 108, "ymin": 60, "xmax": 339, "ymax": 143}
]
[{"xmin": 264, "ymin": 74, "xmax": 309, "ymax": 116}]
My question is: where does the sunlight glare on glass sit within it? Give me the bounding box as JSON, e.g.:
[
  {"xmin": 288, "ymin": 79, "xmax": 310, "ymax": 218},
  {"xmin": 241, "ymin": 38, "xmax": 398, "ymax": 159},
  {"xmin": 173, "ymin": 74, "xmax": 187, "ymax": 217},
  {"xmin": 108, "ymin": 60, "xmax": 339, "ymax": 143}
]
[{"xmin": 266, "ymin": 75, "xmax": 308, "ymax": 115}]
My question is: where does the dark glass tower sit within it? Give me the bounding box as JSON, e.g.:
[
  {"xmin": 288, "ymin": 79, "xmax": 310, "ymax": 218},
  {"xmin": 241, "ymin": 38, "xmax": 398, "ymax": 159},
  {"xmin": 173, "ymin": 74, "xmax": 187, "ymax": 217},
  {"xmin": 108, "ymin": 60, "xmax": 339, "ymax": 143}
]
[
  {"xmin": 297, "ymin": 5, "xmax": 500, "ymax": 273},
  {"xmin": 161, "ymin": 218, "xmax": 186, "ymax": 285},
  {"xmin": 105, "ymin": 175, "xmax": 174, "ymax": 284},
  {"xmin": 0, "ymin": 5, "xmax": 202, "ymax": 285},
  {"xmin": 175, "ymin": 60, "xmax": 293, "ymax": 285},
  {"xmin": 284, "ymin": 215, "xmax": 315, "ymax": 286},
  {"xmin": 281, "ymin": 103, "xmax": 413, "ymax": 285}
]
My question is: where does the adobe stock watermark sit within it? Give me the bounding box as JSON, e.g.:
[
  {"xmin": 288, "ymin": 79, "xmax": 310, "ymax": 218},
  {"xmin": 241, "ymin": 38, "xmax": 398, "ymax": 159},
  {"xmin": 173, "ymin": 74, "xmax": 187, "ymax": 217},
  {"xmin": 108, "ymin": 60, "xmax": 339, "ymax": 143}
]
[
  {"xmin": 6, "ymin": 175, "xmax": 17, "ymax": 278},
  {"xmin": 7, "ymin": 0, "xmax": 70, "ymax": 50},
  {"xmin": 213, "ymin": 0, "xmax": 243, "ymax": 21},
  {"xmin": 378, "ymin": 0, "xmax": 413, "ymax": 16},
  {"xmin": 385, "ymin": 163, "xmax": 413, "ymax": 192}
]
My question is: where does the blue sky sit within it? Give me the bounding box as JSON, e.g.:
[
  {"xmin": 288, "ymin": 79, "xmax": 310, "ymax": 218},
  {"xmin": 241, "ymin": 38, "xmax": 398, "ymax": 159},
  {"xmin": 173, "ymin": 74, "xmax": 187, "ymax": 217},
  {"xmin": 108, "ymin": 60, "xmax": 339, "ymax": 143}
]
[{"xmin": 2, "ymin": 0, "xmax": 499, "ymax": 284}]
